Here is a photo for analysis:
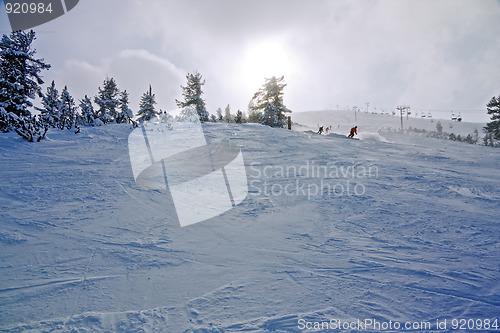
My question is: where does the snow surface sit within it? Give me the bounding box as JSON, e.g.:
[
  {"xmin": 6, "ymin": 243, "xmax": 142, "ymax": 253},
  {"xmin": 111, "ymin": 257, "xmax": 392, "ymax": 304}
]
[{"xmin": 0, "ymin": 114, "xmax": 499, "ymax": 332}]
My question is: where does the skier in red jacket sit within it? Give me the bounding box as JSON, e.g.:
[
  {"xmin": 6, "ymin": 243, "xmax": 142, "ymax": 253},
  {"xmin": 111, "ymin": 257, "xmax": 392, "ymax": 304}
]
[{"xmin": 348, "ymin": 126, "xmax": 357, "ymax": 138}]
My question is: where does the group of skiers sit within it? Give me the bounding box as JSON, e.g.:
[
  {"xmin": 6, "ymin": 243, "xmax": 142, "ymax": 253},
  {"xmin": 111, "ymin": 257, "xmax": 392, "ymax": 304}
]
[
  {"xmin": 317, "ymin": 125, "xmax": 358, "ymax": 138},
  {"xmin": 317, "ymin": 125, "xmax": 332, "ymax": 135}
]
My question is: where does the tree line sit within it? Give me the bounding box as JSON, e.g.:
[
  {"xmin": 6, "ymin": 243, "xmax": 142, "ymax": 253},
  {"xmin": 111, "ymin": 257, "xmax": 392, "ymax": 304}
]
[{"xmin": 0, "ymin": 30, "xmax": 291, "ymax": 142}]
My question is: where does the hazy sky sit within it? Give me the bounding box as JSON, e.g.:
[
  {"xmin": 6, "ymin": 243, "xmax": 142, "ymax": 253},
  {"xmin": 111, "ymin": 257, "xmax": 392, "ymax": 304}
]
[{"xmin": 1, "ymin": 0, "xmax": 499, "ymax": 122}]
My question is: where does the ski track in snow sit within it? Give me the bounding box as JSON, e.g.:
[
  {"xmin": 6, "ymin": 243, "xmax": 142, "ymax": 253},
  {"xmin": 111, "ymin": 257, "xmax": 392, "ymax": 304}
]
[{"xmin": 0, "ymin": 119, "xmax": 499, "ymax": 332}]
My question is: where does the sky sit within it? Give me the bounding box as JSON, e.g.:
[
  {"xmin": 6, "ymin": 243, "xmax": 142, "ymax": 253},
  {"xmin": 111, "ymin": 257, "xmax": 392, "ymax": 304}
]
[{"xmin": 1, "ymin": 0, "xmax": 499, "ymax": 122}]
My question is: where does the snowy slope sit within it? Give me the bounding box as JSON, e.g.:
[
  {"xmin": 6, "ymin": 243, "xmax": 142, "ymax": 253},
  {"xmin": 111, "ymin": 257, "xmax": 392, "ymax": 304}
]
[
  {"xmin": 292, "ymin": 110, "xmax": 484, "ymax": 139},
  {"xmin": 0, "ymin": 122, "xmax": 499, "ymax": 332}
]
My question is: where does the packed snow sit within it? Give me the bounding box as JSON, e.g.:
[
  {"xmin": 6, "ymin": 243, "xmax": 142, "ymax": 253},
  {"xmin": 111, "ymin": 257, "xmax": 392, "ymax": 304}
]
[{"xmin": 0, "ymin": 112, "xmax": 499, "ymax": 332}]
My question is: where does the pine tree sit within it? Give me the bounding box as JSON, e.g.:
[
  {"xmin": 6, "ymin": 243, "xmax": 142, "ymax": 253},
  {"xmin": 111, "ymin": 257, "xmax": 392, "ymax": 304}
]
[
  {"xmin": 216, "ymin": 107, "xmax": 223, "ymax": 121},
  {"xmin": 57, "ymin": 86, "xmax": 76, "ymax": 130},
  {"xmin": 94, "ymin": 77, "xmax": 120, "ymax": 124},
  {"xmin": 252, "ymin": 76, "xmax": 290, "ymax": 128},
  {"xmin": 473, "ymin": 128, "xmax": 479, "ymax": 144},
  {"xmin": 79, "ymin": 95, "xmax": 97, "ymax": 126},
  {"xmin": 247, "ymin": 99, "xmax": 261, "ymax": 123},
  {"xmin": 136, "ymin": 85, "xmax": 158, "ymax": 123},
  {"xmin": 0, "ymin": 30, "xmax": 50, "ymax": 131},
  {"xmin": 15, "ymin": 115, "xmax": 47, "ymax": 142},
  {"xmin": 484, "ymin": 94, "xmax": 500, "ymax": 147},
  {"xmin": 0, "ymin": 111, "xmax": 18, "ymax": 132},
  {"xmin": 224, "ymin": 104, "xmax": 233, "ymax": 123},
  {"xmin": 116, "ymin": 90, "xmax": 133, "ymax": 124},
  {"xmin": 37, "ymin": 80, "xmax": 59, "ymax": 127},
  {"xmin": 176, "ymin": 71, "xmax": 209, "ymax": 122},
  {"xmin": 235, "ymin": 110, "xmax": 245, "ymax": 123}
]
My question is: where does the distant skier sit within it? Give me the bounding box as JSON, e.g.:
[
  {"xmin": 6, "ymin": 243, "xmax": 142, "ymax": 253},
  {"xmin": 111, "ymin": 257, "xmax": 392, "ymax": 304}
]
[
  {"xmin": 325, "ymin": 127, "xmax": 329, "ymax": 134},
  {"xmin": 317, "ymin": 126, "xmax": 324, "ymax": 135},
  {"xmin": 348, "ymin": 126, "xmax": 357, "ymax": 138}
]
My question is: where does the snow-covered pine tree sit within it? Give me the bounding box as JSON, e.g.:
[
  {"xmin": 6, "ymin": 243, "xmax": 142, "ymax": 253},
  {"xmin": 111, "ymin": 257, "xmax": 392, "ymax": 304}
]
[
  {"xmin": 15, "ymin": 115, "xmax": 47, "ymax": 142},
  {"xmin": 484, "ymin": 93, "xmax": 500, "ymax": 147},
  {"xmin": 247, "ymin": 109, "xmax": 261, "ymax": 123},
  {"xmin": 0, "ymin": 111, "xmax": 18, "ymax": 132},
  {"xmin": 235, "ymin": 110, "xmax": 245, "ymax": 123},
  {"xmin": 94, "ymin": 77, "xmax": 120, "ymax": 124},
  {"xmin": 78, "ymin": 95, "xmax": 97, "ymax": 126},
  {"xmin": 224, "ymin": 104, "xmax": 233, "ymax": 123},
  {"xmin": 252, "ymin": 76, "xmax": 290, "ymax": 128},
  {"xmin": 57, "ymin": 86, "xmax": 77, "ymax": 130},
  {"xmin": 216, "ymin": 107, "xmax": 223, "ymax": 121},
  {"xmin": 116, "ymin": 90, "xmax": 134, "ymax": 124},
  {"xmin": 136, "ymin": 85, "xmax": 158, "ymax": 123},
  {"xmin": 36, "ymin": 80, "xmax": 59, "ymax": 127},
  {"xmin": 247, "ymin": 99, "xmax": 261, "ymax": 123},
  {"xmin": 176, "ymin": 71, "xmax": 209, "ymax": 122},
  {"xmin": 0, "ymin": 30, "xmax": 50, "ymax": 131}
]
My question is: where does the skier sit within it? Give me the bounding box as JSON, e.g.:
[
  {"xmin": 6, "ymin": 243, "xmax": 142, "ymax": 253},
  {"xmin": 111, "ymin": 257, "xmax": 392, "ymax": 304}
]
[
  {"xmin": 317, "ymin": 126, "xmax": 324, "ymax": 135},
  {"xmin": 325, "ymin": 126, "xmax": 329, "ymax": 134},
  {"xmin": 348, "ymin": 126, "xmax": 357, "ymax": 138}
]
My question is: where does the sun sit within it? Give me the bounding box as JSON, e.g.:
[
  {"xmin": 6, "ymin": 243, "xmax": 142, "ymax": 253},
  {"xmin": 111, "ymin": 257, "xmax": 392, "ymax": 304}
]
[{"xmin": 240, "ymin": 39, "xmax": 294, "ymax": 92}]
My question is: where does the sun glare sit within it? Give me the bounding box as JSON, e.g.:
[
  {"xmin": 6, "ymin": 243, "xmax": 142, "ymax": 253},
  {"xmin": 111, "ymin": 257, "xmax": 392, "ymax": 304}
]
[{"xmin": 240, "ymin": 39, "xmax": 294, "ymax": 92}]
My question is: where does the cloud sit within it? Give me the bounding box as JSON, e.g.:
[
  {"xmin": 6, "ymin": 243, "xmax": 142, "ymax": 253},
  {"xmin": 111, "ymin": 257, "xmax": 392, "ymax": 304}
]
[
  {"xmin": 108, "ymin": 49, "xmax": 186, "ymax": 111},
  {"xmin": 43, "ymin": 50, "xmax": 186, "ymax": 113},
  {"xmin": 279, "ymin": 0, "xmax": 500, "ymax": 116},
  {"xmin": 23, "ymin": 0, "xmax": 500, "ymax": 122},
  {"xmin": 43, "ymin": 60, "xmax": 104, "ymax": 103}
]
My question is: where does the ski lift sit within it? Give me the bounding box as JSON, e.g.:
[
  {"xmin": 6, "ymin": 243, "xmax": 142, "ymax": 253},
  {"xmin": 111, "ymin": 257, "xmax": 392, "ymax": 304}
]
[
  {"xmin": 451, "ymin": 111, "xmax": 457, "ymax": 121},
  {"xmin": 427, "ymin": 112, "xmax": 432, "ymax": 118},
  {"xmin": 421, "ymin": 112, "xmax": 426, "ymax": 118},
  {"xmin": 457, "ymin": 113, "xmax": 462, "ymax": 122}
]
